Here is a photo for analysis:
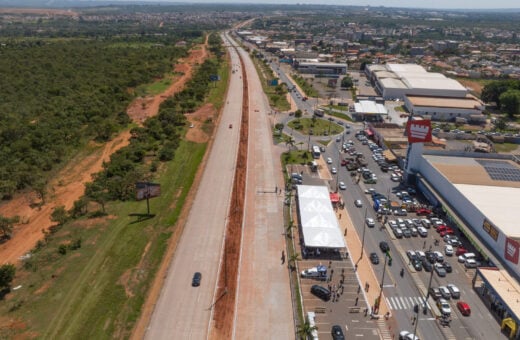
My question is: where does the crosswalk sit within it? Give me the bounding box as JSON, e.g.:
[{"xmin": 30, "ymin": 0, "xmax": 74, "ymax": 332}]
[
  {"xmin": 376, "ymin": 319, "xmax": 393, "ymax": 340},
  {"xmin": 386, "ymin": 296, "xmax": 431, "ymax": 310}
]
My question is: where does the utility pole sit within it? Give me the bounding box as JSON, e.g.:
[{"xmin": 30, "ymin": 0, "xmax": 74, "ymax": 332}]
[
  {"xmin": 377, "ymin": 251, "xmax": 390, "ymax": 314},
  {"xmin": 413, "ymin": 266, "xmax": 435, "ymax": 337}
]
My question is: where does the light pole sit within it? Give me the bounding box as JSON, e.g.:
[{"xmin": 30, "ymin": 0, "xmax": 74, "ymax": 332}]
[
  {"xmin": 360, "ymin": 207, "xmax": 367, "ymax": 260},
  {"xmin": 377, "ymin": 251, "xmax": 390, "ymax": 314}
]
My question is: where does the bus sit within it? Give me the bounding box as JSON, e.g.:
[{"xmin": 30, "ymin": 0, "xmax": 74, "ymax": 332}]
[{"xmin": 312, "ymin": 145, "xmax": 321, "ymax": 159}]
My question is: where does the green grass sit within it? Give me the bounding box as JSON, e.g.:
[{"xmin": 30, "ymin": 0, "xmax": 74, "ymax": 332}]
[
  {"xmin": 282, "ymin": 150, "xmax": 313, "ymax": 165},
  {"xmin": 394, "ymin": 105, "xmax": 406, "ymax": 112},
  {"xmin": 288, "ymin": 117, "xmax": 344, "ymax": 136},
  {"xmin": 251, "ymin": 57, "xmax": 290, "ymax": 111},
  {"xmin": 292, "ymin": 75, "xmax": 319, "ymax": 98},
  {"xmin": 494, "ymin": 143, "xmax": 519, "ymax": 153},
  {"xmin": 326, "ymin": 110, "xmax": 353, "ymax": 122},
  {"xmin": 135, "ymin": 74, "xmax": 175, "ymax": 96},
  {"xmin": 207, "ymin": 58, "xmax": 230, "ymax": 111},
  {"xmin": 1, "ymin": 141, "xmax": 207, "ymax": 339}
]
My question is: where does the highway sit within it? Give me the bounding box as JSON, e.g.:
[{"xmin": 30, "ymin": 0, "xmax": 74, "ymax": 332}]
[{"xmin": 144, "ymin": 38, "xmax": 243, "ymax": 340}]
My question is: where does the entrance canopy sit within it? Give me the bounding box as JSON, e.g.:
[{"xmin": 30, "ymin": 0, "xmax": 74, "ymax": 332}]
[{"xmin": 297, "ymin": 185, "xmax": 346, "ymax": 248}]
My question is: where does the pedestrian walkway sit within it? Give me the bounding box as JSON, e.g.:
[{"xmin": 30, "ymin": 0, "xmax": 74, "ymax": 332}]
[
  {"xmin": 376, "ymin": 319, "xmax": 393, "ymax": 340},
  {"xmin": 386, "ymin": 296, "xmax": 431, "ymax": 310}
]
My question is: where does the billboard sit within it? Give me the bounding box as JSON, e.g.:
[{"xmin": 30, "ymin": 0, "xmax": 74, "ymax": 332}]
[
  {"xmin": 505, "ymin": 237, "xmax": 520, "ymax": 265},
  {"xmin": 136, "ymin": 182, "xmax": 161, "ymax": 201},
  {"xmin": 406, "ymin": 119, "xmax": 432, "ymax": 144}
]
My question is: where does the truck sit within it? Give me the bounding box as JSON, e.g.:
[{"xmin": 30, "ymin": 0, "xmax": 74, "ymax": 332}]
[
  {"xmin": 314, "ymin": 109, "xmax": 325, "ymax": 117},
  {"xmin": 300, "ymin": 265, "xmax": 327, "ymax": 280}
]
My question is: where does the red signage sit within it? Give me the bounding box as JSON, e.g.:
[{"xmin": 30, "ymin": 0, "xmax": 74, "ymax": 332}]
[
  {"xmin": 505, "ymin": 237, "xmax": 520, "ymax": 265},
  {"xmin": 406, "ymin": 119, "xmax": 432, "ymax": 144}
]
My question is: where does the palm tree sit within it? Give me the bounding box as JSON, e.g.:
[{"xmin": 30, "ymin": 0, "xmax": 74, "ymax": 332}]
[
  {"xmin": 285, "ymin": 136, "xmax": 295, "ymax": 150},
  {"xmin": 288, "ymin": 253, "xmax": 301, "ymax": 272},
  {"xmin": 297, "ymin": 321, "xmax": 318, "ymax": 340},
  {"xmin": 284, "ymin": 221, "xmax": 295, "ymax": 238}
]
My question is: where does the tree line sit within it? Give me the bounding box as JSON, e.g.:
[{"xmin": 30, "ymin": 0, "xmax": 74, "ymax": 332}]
[
  {"xmin": 481, "ymin": 80, "xmax": 520, "ymax": 118},
  {"xmin": 0, "ymin": 38, "xmax": 191, "ymax": 200}
]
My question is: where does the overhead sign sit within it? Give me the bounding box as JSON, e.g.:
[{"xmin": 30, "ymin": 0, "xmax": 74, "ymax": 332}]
[
  {"xmin": 406, "ymin": 119, "xmax": 432, "ymax": 144},
  {"xmin": 209, "ymin": 74, "xmax": 220, "ymax": 81},
  {"xmin": 136, "ymin": 182, "xmax": 161, "ymax": 201},
  {"xmin": 505, "ymin": 237, "xmax": 520, "ymax": 265}
]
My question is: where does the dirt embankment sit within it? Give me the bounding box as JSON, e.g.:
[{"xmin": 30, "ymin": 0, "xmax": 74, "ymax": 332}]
[{"xmin": 0, "ymin": 42, "xmax": 208, "ymax": 265}]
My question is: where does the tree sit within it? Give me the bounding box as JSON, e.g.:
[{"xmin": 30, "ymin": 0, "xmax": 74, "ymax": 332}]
[
  {"xmin": 494, "ymin": 117, "xmax": 508, "ymax": 131},
  {"xmin": 275, "ymin": 123, "xmax": 284, "ymax": 131},
  {"xmin": 297, "ymin": 321, "xmax": 318, "ymax": 340},
  {"xmin": 0, "ymin": 215, "xmax": 19, "ymax": 239},
  {"xmin": 51, "ymin": 205, "xmax": 69, "ymax": 226},
  {"xmin": 499, "ymin": 90, "xmax": 520, "ymax": 118},
  {"xmin": 0, "ymin": 264, "xmax": 16, "ymax": 290},
  {"xmin": 294, "ymin": 109, "xmax": 303, "ymax": 118},
  {"xmin": 341, "ymin": 75, "xmax": 353, "ymax": 89}
]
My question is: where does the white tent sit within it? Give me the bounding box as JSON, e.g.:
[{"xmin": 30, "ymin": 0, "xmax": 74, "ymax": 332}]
[{"xmin": 297, "ymin": 185, "xmax": 346, "ymax": 249}]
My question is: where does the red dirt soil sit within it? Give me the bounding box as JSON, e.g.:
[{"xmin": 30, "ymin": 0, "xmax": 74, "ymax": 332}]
[{"xmin": 0, "ymin": 42, "xmax": 208, "ymax": 266}]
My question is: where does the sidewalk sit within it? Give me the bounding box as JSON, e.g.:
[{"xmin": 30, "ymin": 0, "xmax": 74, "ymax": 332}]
[{"xmin": 337, "ymin": 206, "xmax": 400, "ymax": 338}]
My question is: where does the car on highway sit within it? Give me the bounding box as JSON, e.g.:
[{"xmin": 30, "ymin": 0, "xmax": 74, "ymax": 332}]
[
  {"xmin": 439, "ymin": 286, "xmax": 451, "ymax": 300},
  {"xmin": 429, "ymin": 287, "xmax": 442, "ymax": 300},
  {"xmin": 379, "ymin": 241, "xmax": 390, "ymax": 253},
  {"xmin": 339, "ymin": 182, "xmax": 346, "ymax": 190},
  {"xmin": 445, "ymin": 245, "xmax": 454, "ymax": 256},
  {"xmin": 370, "ymin": 252, "xmax": 380, "ymax": 264},
  {"xmin": 447, "ymin": 284, "xmax": 461, "ymax": 299},
  {"xmin": 327, "ymin": 157, "xmax": 333, "ymax": 164},
  {"xmin": 354, "ymin": 199, "xmax": 363, "ymax": 207},
  {"xmin": 192, "ymin": 272, "xmax": 202, "ymax": 287},
  {"xmin": 434, "ymin": 263, "xmax": 447, "ymax": 277},
  {"xmin": 366, "ymin": 218, "xmax": 375, "ymax": 228},
  {"xmin": 437, "ymin": 299, "xmax": 452, "ymax": 316},
  {"xmin": 331, "ymin": 167, "xmax": 337, "ymax": 174},
  {"xmin": 331, "ymin": 325, "xmax": 345, "ymax": 340},
  {"xmin": 457, "ymin": 301, "xmax": 471, "ymax": 316}
]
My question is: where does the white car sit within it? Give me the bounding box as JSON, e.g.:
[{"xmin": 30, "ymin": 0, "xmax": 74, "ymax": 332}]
[
  {"xmin": 366, "ymin": 218, "xmax": 375, "ymax": 228},
  {"xmin": 437, "ymin": 298, "xmax": 451, "ymax": 316},
  {"xmin": 331, "ymin": 167, "xmax": 337, "ymax": 174},
  {"xmin": 399, "ymin": 331, "xmax": 419, "ymax": 340},
  {"xmin": 354, "ymin": 199, "xmax": 363, "ymax": 207},
  {"xmin": 445, "ymin": 245, "xmax": 454, "ymax": 256},
  {"xmin": 339, "ymin": 182, "xmax": 346, "ymax": 190},
  {"xmin": 326, "ymin": 157, "xmax": 333, "ymax": 164},
  {"xmin": 417, "ymin": 226, "xmax": 428, "ymax": 237},
  {"xmin": 465, "ymin": 259, "xmax": 478, "ymax": 268}
]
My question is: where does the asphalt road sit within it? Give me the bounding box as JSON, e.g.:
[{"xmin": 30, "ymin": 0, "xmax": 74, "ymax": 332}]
[{"xmin": 144, "ymin": 38, "xmax": 243, "ymax": 339}]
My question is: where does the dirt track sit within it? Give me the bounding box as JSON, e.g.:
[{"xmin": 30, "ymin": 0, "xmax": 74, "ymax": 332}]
[{"xmin": 0, "ymin": 42, "xmax": 208, "ymax": 265}]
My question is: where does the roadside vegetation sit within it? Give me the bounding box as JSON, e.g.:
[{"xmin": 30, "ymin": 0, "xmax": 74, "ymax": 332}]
[
  {"xmin": 0, "ymin": 32, "xmax": 227, "ymax": 339},
  {"xmin": 251, "ymin": 53, "xmax": 290, "ymax": 111},
  {"xmin": 288, "ymin": 117, "xmax": 344, "ymax": 136},
  {"xmin": 292, "ymin": 75, "xmax": 319, "ymax": 98}
]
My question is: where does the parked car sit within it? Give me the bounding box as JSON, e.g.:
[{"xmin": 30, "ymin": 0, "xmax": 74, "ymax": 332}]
[
  {"xmin": 425, "ymin": 251, "xmax": 436, "ymax": 264},
  {"xmin": 465, "ymin": 259, "xmax": 478, "ymax": 268},
  {"xmin": 311, "ymin": 285, "xmax": 331, "ymax": 301},
  {"xmin": 417, "ymin": 226, "xmax": 428, "ymax": 237},
  {"xmin": 370, "ymin": 252, "xmax": 380, "ymax": 264},
  {"xmin": 439, "ymin": 286, "xmax": 451, "ymax": 300},
  {"xmin": 429, "ymin": 287, "xmax": 442, "ymax": 300},
  {"xmin": 412, "ymin": 259, "xmax": 423, "ymax": 271},
  {"xmin": 458, "ymin": 252, "xmax": 476, "ymax": 263},
  {"xmin": 331, "ymin": 325, "xmax": 345, "ymax": 340},
  {"xmin": 421, "ymin": 219, "xmax": 432, "ymax": 229},
  {"xmin": 437, "ymin": 299, "xmax": 452, "ymax": 316},
  {"xmin": 433, "ymin": 251, "xmax": 444, "ymax": 263},
  {"xmin": 443, "ymin": 262, "xmax": 453, "ymax": 273},
  {"xmin": 393, "ymin": 228, "xmax": 403, "ymax": 239},
  {"xmin": 457, "ymin": 301, "xmax": 471, "ymax": 316},
  {"xmin": 434, "ymin": 263, "xmax": 447, "ymax": 277},
  {"xmin": 416, "ymin": 208, "xmax": 432, "ymax": 216},
  {"xmin": 445, "ymin": 245, "xmax": 454, "ymax": 256},
  {"xmin": 447, "ymin": 284, "xmax": 461, "ymax": 299},
  {"xmin": 192, "ymin": 272, "xmax": 202, "ymax": 287},
  {"xmin": 456, "ymin": 247, "xmax": 468, "ymax": 256},
  {"xmin": 422, "ymin": 258, "xmax": 433, "ymax": 272},
  {"xmin": 379, "ymin": 241, "xmax": 390, "ymax": 252},
  {"xmin": 406, "ymin": 250, "xmax": 417, "ymax": 261}
]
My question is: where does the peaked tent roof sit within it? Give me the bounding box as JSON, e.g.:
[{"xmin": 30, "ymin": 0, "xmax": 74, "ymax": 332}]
[{"xmin": 297, "ymin": 185, "xmax": 346, "ymax": 248}]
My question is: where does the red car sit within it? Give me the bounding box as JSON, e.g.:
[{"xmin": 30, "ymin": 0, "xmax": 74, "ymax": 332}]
[
  {"xmin": 341, "ymin": 159, "xmax": 348, "ymax": 166},
  {"xmin": 456, "ymin": 247, "xmax": 468, "ymax": 256},
  {"xmin": 416, "ymin": 208, "xmax": 432, "ymax": 216},
  {"xmin": 440, "ymin": 229, "xmax": 455, "ymax": 237},
  {"xmin": 457, "ymin": 301, "xmax": 471, "ymax": 316}
]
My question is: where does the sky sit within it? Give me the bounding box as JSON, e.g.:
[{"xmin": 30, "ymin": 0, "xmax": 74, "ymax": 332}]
[{"xmin": 110, "ymin": 0, "xmax": 520, "ymax": 10}]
